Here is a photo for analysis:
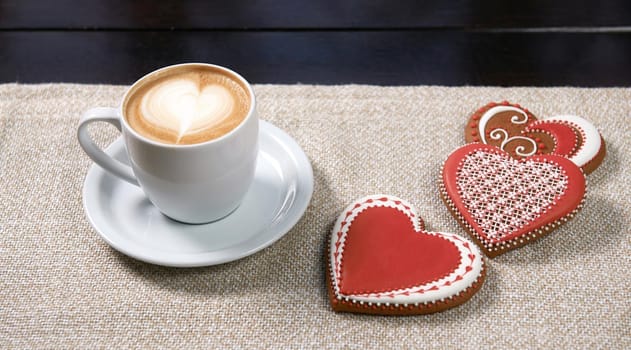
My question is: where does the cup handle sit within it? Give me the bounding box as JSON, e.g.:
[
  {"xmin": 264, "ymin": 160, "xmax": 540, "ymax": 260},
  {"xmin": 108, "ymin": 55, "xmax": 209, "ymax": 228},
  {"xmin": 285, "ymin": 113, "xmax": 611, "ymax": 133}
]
[{"xmin": 77, "ymin": 107, "xmax": 139, "ymax": 186}]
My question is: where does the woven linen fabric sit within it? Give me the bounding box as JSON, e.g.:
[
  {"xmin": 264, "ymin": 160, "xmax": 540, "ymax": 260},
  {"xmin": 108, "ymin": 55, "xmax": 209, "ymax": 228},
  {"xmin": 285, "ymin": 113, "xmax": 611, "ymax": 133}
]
[{"xmin": 1, "ymin": 83, "xmax": 630, "ymax": 349}]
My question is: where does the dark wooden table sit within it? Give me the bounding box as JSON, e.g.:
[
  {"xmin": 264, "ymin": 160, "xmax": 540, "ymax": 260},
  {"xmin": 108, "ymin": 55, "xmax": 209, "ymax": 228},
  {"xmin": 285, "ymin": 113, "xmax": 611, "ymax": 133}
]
[{"xmin": 2, "ymin": 0, "xmax": 631, "ymax": 86}]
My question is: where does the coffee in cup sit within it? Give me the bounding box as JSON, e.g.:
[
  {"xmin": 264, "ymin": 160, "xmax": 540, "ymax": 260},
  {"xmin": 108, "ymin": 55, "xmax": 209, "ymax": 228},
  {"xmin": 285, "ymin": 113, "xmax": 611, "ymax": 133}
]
[
  {"xmin": 78, "ymin": 63, "xmax": 259, "ymax": 224},
  {"xmin": 124, "ymin": 65, "xmax": 251, "ymax": 145}
]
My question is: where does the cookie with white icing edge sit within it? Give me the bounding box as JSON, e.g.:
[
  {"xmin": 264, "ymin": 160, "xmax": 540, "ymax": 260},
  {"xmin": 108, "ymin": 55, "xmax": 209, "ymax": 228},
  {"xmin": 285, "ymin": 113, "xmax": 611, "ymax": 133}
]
[
  {"xmin": 327, "ymin": 195, "xmax": 485, "ymax": 315},
  {"xmin": 544, "ymin": 115, "xmax": 606, "ymax": 174},
  {"xmin": 440, "ymin": 143, "xmax": 586, "ymax": 258},
  {"xmin": 465, "ymin": 101, "xmax": 605, "ymax": 174}
]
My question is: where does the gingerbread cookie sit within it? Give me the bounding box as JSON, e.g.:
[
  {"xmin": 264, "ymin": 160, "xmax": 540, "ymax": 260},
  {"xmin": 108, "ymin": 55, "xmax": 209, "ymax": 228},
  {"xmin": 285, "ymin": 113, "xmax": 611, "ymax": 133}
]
[
  {"xmin": 328, "ymin": 195, "xmax": 485, "ymax": 315},
  {"xmin": 465, "ymin": 101, "xmax": 606, "ymax": 174},
  {"xmin": 440, "ymin": 143, "xmax": 586, "ymax": 258}
]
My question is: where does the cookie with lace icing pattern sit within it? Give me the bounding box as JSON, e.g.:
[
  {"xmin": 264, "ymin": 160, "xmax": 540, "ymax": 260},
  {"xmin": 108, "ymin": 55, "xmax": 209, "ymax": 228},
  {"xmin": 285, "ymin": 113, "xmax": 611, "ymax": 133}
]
[
  {"xmin": 440, "ymin": 143, "xmax": 586, "ymax": 258},
  {"xmin": 327, "ymin": 195, "xmax": 485, "ymax": 315}
]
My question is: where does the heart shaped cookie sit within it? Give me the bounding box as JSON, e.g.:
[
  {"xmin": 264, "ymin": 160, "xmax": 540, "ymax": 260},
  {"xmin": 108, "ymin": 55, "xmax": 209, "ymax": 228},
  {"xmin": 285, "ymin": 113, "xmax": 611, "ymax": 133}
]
[
  {"xmin": 328, "ymin": 195, "xmax": 485, "ymax": 315},
  {"xmin": 440, "ymin": 143, "xmax": 586, "ymax": 258},
  {"xmin": 464, "ymin": 101, "xmax": 605, "ymax": 174}
]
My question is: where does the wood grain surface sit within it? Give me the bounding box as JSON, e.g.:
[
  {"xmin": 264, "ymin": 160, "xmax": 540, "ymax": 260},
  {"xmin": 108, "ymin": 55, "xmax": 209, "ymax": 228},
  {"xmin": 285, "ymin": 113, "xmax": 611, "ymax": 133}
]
[{"xmin": 1, "ymin": 1, "xmax": 629, "ymax": 85}]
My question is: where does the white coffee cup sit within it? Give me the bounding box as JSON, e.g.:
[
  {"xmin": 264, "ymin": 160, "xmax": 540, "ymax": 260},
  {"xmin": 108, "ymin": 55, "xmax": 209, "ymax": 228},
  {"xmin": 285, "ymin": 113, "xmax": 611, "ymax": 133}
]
[{"xmin": 78, "ymin": 63, "xmax": 259, "ymax": 224}]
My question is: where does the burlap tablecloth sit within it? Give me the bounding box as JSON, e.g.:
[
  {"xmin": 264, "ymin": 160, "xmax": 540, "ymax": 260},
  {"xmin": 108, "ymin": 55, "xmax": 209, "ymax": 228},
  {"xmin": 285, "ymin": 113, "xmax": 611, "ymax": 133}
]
[{"xmin": 1, "ymin": 83, "xmax": 630, "ymax": 349}]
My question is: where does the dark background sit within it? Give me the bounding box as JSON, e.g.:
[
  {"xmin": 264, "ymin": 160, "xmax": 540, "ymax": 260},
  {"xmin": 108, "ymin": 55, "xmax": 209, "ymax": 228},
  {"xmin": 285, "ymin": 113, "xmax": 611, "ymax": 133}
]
[{"xmin": 2, "ymin": 0, "xmax": 631, "ymax": 86}]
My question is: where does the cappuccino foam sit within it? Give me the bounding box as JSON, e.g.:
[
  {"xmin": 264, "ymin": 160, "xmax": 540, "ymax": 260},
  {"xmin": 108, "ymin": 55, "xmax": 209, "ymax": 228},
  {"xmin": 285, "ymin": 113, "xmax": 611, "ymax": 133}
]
[{"xmin": 125, "ymin": 66, "xmax": 251, "ymax": 145}]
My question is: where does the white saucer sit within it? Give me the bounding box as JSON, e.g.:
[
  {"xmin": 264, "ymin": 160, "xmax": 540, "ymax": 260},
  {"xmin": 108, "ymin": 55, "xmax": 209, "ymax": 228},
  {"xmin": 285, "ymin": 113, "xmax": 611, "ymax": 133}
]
[{"xmin": 82, "ymin": 121, "xmax": 313, "ymax": 267}]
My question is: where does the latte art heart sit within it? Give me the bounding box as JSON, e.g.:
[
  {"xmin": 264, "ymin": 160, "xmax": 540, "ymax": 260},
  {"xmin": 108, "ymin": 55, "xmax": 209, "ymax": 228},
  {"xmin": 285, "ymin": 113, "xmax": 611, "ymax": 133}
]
[
  {"xmin": 140, "ymin": 78, "xmax": 236, "ymax": 142},
  {"xmin": 125, "ymin": 66, "xmax": 251, "ymax": 145}
]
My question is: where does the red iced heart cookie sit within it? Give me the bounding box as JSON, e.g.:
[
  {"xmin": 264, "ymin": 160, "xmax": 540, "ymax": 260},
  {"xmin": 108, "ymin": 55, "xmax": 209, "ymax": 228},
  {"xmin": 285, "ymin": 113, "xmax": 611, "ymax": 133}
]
[
  {"xmin": 464, "ymin": 101, "xmax": 605, "ymax": 174},
  {"xmin": 328, "ymin": 195, "xmax": 485, "ymax": 315},
  {"xmin": 440, "ymin": 143, "xmax": 586, "ymax": 258}
]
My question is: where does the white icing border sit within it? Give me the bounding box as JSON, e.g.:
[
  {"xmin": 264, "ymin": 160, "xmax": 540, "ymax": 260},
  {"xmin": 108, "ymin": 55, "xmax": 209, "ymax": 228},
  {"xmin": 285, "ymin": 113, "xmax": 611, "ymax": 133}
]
[
  {"xmin": 330, "ymin": 194, "xmax": 484, "ymax": 305},
  {"xmin": 544, "ymin": 115, "xmax": 601, "ymax": 167}
]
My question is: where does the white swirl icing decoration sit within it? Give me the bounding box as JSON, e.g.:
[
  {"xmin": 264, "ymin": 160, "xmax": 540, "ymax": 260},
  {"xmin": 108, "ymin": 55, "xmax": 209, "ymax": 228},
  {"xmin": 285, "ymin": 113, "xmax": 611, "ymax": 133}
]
[
  {"xmin": 140, "ymin": 78, "xmax": 235, "ymax": 142},
  {"xmin": 478, "ymin": 105, "xmax": 536, "ymax": 156},
  {"xmin": 478, "ymin": 106, "xmax": 531, "ymax": 144},
  {"xmin": 544, "ymin": 115, "xmax": 601, "ymax": 167},
  {"xmin": 510, "ymin": 111, "xmax": 529, "ymax": 125},
  {"xmin": 489, "ymin": 129, "xmax": 538, "ymax": 157}
]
